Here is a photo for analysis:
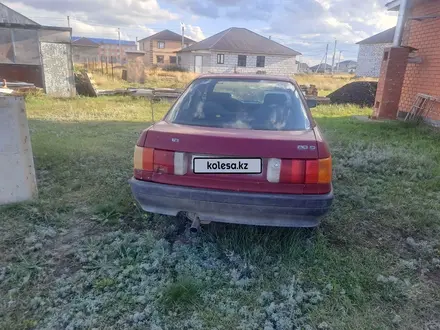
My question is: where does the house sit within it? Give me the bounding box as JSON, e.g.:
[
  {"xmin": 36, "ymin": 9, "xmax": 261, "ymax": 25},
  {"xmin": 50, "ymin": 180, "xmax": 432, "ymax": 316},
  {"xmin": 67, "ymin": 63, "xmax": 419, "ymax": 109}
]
[
  {"xmin": 138, "ymin": 29, "xmax": 195, "ymax": 67},
  {"xmin": 177, "ymin": 27, "xmax": 301, "ymax": 75},
  {"xmin": 72, "ymin": 37, "xmax": 137, "ymax": 64},
  {"xmin": 356, "ymin": 27, "xmax": 395, "ymax": 77},
  {"xmin": 373, "ymin": 0, "xmax": 440, "ymax": 126},
  {"xmin": 71, "ymin": 37, "xmax": 100, "ymax": 64},
  {"xmin": 337, "ymin": 60, "xmax": 357, "ymax": 73},
  {"xmin": 310, "ymin": 63, "xmax": 333, "ymax": 73},
  {"xmin": 296, "ymin": 61, "xmax": 310, "ymax": 73},
  {"xmin": 0, "ymin": 3, "xmax": 75, "ymax": 97}
]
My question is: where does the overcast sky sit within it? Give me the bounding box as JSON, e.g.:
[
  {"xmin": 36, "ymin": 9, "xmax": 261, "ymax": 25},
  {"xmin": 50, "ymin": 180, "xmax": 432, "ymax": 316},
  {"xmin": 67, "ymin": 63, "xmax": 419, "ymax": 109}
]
[{"xmin": 6, "ymin": 0, "xmax": 398, "ymax": 65}]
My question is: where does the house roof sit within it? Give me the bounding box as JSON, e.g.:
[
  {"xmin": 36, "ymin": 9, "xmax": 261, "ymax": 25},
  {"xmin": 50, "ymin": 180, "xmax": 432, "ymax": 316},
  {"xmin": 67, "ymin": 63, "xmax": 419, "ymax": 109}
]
[
  {"xmin": 72, "ymin": 36, "xmax": 135, "ymax": 46},
  {"xmin": 72, "ymin": 37, "xmax": 99, "ymax": 47},
  {"xmin": 0, "ymin": 3, "xmax": 38, "ymax": 25},
  {"xmin": 357, "ymin": 27, "xmax": 396, "ymax": 45},
  {"xmin": 138, "ymin": 29, "xmax": 195, "ymax": 43},
  {"xmin": 178, "ymin": 27, "xmax": 301, "ymax": 56},
  {"xmin": 339, "ymin": 60, "xmax": 357, "ymax": 65},
  {"xmin": 310, "ymin": 63, "xmax": 333, "ymax": 70}
]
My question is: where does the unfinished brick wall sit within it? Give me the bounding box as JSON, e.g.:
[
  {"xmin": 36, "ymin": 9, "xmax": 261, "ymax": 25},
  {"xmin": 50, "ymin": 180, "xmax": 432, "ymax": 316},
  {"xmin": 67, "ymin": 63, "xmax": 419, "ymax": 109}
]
[
  {"xmin": 399, "ymin": 0, "xmax": 440, "ymax": 122},
  {"xmin": 373, "ymin": 47, "xmax": 410, "ymax": 119}
]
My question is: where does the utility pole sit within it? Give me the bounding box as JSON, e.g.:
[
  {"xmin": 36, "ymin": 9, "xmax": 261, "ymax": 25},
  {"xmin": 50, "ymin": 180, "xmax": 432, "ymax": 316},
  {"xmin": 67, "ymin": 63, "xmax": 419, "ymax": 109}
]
[
  {"xmin": 315, "ymin": 53, "xmax": 326, "ymax": 73},
  {"xmin": 337, "ymin": 51, "xmax": 342, "ymax": 72},
  {"xmin": 181, "ymin": 22, "xmax": 185, "ymax": 48},
  {"xmin": 118, "ymin": 28, "xmax": 121, "ymax": 65},
  {"xmin": 324, "ymin": 43, "xmax": 329, "ymax": 73},
  {"xmin": 331, "ymin": 39, "xmax": 337, "ymax": 74},
  {"xmin": 67, "ymin": 16, "xmax": 70, "ymax": 27}
]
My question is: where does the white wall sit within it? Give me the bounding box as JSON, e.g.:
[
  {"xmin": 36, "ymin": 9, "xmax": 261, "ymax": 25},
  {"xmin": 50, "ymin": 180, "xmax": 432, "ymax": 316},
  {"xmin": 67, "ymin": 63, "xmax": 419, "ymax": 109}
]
[
  {"xmin": 0, "ymin": 96, "xmax": 37, "ymax": 205},
  {"xmin": 356, "ymin": 43, "xmax": 392, "ymax": 78},
  {"xmin": 179, "ymin": 51, "xmax": 297, "ymax": 75}
]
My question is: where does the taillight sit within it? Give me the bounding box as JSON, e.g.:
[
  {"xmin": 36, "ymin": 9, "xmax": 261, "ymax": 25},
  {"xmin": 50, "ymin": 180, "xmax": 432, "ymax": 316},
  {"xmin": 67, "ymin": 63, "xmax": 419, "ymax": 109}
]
[
  {"xmin": 134, "ymin": 147, "xmax": 188, "ymax": 180},
  {"xmin": 154, "ymin": 149, "xmax": 174, "ymax": 174},
  {"xmin": 134, "ymin": 146, "xmax": 154, "ymax": 171},
  {"xmin": 267, "ymin": 157, "xmax": 332, "ymax": 184},
  {"xmin": 280, "ymin": 160, "xmax": 305, "ymax": 184},
  {"xmin": 317, "ymin": 157, "xmax": 332, "ymax": 184},
  {"xmin": 305, "ymin": 157, "xmax": 332, "ymax": 184}
]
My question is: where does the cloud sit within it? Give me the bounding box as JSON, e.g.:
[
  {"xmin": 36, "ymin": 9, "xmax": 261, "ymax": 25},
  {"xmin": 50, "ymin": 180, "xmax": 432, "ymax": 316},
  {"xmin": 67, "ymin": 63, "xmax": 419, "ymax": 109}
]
[
  {"xmin": 7, "ymin": 0, "xmax": 179, "ymax": 26},
  {"xmin": 183, "ymin": 24, "xmax": 206, "ymax": 41},
  {"xmin": 167, "ymin": 0, "xmax": 220, "ymax": 18},
  {"xmin": 6, "ymin": 0, "xmax": 398, "ymax": 63}
]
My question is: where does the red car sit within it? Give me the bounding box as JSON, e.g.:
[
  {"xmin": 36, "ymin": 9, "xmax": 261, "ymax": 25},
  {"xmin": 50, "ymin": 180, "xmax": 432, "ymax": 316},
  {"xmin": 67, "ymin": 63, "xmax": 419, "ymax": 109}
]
[{"xmin": 129, "ymin": 74, "xmax": 333, "ymax": 230}]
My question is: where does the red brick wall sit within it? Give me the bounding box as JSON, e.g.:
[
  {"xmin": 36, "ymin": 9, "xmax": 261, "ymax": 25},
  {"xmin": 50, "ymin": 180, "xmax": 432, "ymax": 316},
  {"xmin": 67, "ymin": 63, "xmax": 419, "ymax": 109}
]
[
  {"xmin": 373, "ymin": 47, "xmax": 410, "ymax": 119},
  {"xmin": 399, "ymin": 0, "xmax": 440, "ymax": 121}
]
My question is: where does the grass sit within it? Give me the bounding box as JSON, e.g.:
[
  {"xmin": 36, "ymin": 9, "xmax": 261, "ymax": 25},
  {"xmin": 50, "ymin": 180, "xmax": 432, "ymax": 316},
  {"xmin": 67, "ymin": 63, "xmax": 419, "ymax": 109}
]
[
  {"xmin": 78, "ymin": 66, "xmax": 199, "ymax": 90},
  {"xmin": 79, "ymin": 63, "xmax": 376, "ymax": 96},
  {"xmin": 0, "ymin": 95, "xmax": 439, "ymax": 329}
]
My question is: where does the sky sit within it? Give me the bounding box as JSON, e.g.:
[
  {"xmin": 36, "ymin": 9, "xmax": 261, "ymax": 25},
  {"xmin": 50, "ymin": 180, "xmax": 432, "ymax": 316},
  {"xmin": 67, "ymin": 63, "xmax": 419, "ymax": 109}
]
[{"xmin": 6, "ymin": 0, "xmax": 398, "ymax": 65}]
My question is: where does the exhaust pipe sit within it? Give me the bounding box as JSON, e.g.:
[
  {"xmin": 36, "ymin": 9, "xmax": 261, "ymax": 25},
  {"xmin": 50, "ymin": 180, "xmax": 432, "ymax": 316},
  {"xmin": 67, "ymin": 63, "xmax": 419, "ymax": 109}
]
[{"xmin": 190, "ymin": 217, "xmax": 200, "ymax": 233}]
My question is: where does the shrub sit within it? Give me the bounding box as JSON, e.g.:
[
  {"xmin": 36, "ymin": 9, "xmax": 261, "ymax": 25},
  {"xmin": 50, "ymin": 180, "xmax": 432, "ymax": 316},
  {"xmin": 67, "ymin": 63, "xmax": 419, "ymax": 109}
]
[{"xmin": 162, "ymin": 65, "xmax": 188, "ymax": 72}]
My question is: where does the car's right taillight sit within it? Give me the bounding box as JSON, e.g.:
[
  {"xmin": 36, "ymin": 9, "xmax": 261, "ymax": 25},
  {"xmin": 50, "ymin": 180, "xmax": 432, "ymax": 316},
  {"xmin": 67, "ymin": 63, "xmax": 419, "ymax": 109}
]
[
  {"xmin": 305, "ymin": 157, "xmax": 332, "ymax": 184},
  {"xmin": 267, "ymin": 157, "xmax": 332, "ymax": 184}
]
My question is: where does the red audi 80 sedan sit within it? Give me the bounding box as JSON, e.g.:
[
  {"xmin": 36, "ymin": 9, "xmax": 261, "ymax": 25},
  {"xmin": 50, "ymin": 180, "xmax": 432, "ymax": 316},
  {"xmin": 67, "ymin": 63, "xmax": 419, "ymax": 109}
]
[{"xmin": 129, "ymin": 74, "xmax": 333, "ymax": 230}]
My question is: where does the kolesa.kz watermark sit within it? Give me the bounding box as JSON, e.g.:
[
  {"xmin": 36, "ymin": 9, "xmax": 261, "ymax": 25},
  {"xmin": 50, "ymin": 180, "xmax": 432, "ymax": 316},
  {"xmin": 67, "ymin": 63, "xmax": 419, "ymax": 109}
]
[{"xmin": 193, "ymin": 157, "xmax": 262, "ymax": 174}]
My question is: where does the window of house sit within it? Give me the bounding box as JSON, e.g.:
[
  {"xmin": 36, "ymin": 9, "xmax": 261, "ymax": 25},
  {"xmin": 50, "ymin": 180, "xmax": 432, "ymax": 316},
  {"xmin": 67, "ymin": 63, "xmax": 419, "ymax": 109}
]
[
  {"xmin": 170, "ymin": 56, "xmax": 177, "ymax": 64},
  {"xmin": 157, "ymin": 41, "xmax": 165, "ymax": 49},
  {"xmin": 238, "ymin": 55, "xmax": 247, "ymax": 67},
  {"xmin": 217, "ymin": 54, "xmax": 225, "ymax": 64},
  {"xmin": 184, "ymin": 43, "xmax": 189, "ymax": 48},
  {"xmin": 157, "ymin": 55, "xmax": 164, "ymax": 63},
  {"xmin": 178, "ymin": 56, "xmax": 181, "ymax": 65},
  {"xmin": 256, "ymin": 56, "xmax": 265, "ymax": 67}
]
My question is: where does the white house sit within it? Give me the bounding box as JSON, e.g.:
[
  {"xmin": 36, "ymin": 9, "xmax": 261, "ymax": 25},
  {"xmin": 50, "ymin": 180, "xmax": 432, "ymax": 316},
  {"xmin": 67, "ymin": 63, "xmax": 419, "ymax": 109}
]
[
  {"xmin": 356, "ymin": 27, "xmax": 395, "ymax": 77},
  {"xmin": 177, "ymin": 27, "xmax": 301, "ymax": 76}
]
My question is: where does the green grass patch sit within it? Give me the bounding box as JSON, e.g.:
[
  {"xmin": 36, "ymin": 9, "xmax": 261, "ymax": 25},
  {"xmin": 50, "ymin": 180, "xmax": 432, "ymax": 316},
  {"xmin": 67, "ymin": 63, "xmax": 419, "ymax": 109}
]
[{"xmin": 0, "ymin": 96, "xmax": 439, "ymax": 329}]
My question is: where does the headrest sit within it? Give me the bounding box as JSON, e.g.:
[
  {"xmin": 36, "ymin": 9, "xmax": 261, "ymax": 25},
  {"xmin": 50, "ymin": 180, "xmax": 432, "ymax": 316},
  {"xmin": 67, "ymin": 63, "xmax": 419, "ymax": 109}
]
[
  {"xmin": 264, "ymin": 93, "xmax": 287, "ymax": 105},
  {"xmin": 208, "ymin": 92, "xmax": 232, "ymax": 101}
]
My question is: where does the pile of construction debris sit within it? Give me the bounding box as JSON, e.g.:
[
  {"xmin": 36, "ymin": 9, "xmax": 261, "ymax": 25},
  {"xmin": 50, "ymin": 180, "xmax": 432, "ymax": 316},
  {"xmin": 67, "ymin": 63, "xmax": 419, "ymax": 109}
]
[
  {"xmin": 299, "ymin": 84, "xmax": 318, "ymax": 97},
  {"xmin": 0, "ymin": 79, "xmax": 38, "ymax": 95},
  {"xmin": 75, "ymin": 70, "xmax": 184, "ymax": 101},
  {"xmin": 300, "ymin": 84, "xmax": 331, "ymax": 105},
  {"xmin": 327, "ymin": 81, "xmax": 378, "ymax": 107}
]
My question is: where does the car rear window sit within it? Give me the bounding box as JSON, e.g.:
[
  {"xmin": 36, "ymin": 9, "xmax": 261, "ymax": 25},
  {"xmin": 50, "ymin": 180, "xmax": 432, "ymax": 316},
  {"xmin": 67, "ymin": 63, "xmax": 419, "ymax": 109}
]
[{"xmin": 166, "ymin": 78, "xmax": 311, "ymax": 131}]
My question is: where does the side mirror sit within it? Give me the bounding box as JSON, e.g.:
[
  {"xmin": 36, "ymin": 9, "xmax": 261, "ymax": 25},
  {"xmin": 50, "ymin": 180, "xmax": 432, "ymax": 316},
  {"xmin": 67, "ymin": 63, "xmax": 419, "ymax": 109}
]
[{"xmin": 306, "ymin": 98, "xmax": 317, "ymax": 108}]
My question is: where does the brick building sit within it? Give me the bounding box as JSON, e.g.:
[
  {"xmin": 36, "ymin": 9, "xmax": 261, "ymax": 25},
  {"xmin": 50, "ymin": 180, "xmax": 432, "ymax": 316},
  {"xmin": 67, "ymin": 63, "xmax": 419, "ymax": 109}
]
[
  {"xmin": 72, "ymin": 37, "xmax": 136, "ymax": 64},
  {"xmin": 177, "ymin": 27, "xmax": 300, "ymax": 75},
  {"xmin": 356, "ymin": 27, "xmax": 395, "ymax": 77},
  {"xmin": 138, "ymin": 30, "xmax": 195, "ymax": 67},
  {"xmin": 71, "ymin": 37, "xmax": 99, "ymax": 64},
  {"xmin": 373, "ymin": 0, "xmax": 440, "ymax": 125}
]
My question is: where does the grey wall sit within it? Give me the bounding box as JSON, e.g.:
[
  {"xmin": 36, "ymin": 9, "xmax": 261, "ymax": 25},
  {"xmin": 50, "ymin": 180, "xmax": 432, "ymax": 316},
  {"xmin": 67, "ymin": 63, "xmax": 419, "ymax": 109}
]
[
  {"xmin": 72, "ymin": 46, "xmax": 99, "ymax": 63},
  {"xmin": 179, "ymin": 51, "xmax": 297, "ymax": 76},
  {"xmin": 0, "ymin": 28, "xmax": 40, "ymax": 65},
  {"xmin": 40, "ymin": 42, "xmax": 76, "ymax": 97},
  {"xmin": 356, "ymin": 43, "xmax": 392, "ymax": 77}
]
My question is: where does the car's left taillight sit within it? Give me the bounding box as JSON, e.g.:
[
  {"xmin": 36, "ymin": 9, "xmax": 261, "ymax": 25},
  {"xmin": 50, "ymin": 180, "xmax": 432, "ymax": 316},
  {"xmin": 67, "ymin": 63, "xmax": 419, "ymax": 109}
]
[{"xmin": 134, "ymin": 130, "xmax": 188, "ymax": 180}]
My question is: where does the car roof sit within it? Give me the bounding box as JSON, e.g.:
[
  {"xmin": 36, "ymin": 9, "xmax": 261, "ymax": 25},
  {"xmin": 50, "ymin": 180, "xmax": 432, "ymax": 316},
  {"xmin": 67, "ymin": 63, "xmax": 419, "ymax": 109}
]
[{"xmin": 196, "ymin": 74, "xmax": 296, "ymax": 83}]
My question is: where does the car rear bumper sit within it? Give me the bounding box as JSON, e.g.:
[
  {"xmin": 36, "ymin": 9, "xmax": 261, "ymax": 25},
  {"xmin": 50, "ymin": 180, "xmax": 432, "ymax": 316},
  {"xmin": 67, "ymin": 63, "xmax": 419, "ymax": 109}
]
[{"xmin": 129, "ymin": 179, "xmax": 334, "ymax": 228}]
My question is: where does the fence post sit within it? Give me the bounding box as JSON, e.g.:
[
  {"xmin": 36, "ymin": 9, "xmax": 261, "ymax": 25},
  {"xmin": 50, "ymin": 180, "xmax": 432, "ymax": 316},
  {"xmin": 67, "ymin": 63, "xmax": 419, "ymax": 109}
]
[
  {"xmin": 111, "ymin": 56, "xmax": 114, "ymax": 79},
  {"xmin": 105, "ymin": 57, "xmax": 108, "ymax": 75},
  {"xmin": 101, "ymin": 58, "xmax": 104, "ymax": 74}
]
